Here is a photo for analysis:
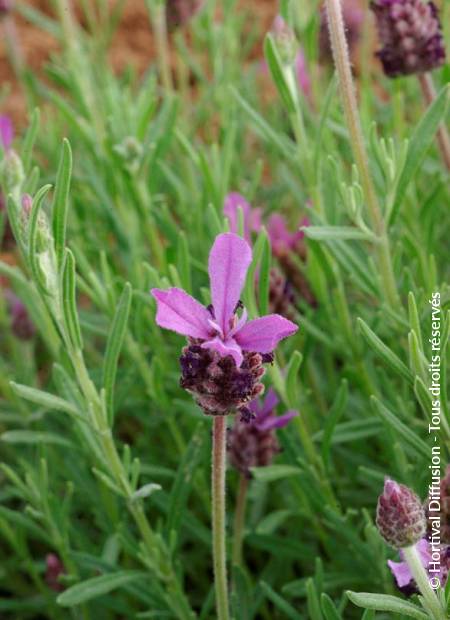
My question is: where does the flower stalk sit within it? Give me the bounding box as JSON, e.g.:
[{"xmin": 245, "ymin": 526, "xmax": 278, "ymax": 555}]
[
  {"xmin": 324, "ymin": 0, "xmax": 399, "ymax": 308},
  {"xmin": 402, "ymin": 544, "xmax": 446, "ymax": 620},
  {"xmin": 417, "ymin": 73, "xmax": 450, "ymax": 171},
  {"xmin": 212, "ymin": 416, "xmax": 230, "ymax": 620}
]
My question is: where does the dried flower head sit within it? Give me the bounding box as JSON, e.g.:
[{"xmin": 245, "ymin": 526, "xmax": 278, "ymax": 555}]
[
  {"xmin": 370, "ymin": 0, "xmax": 446, "ymax": 77},
  {"xmin": 228, "ymin": 388, "xmax": 297, "ymax": 477},
  {"xmin": 376, "ymin": 478, "xmax": 426, "ymax": 548},
  {"xmin": 151, "ymin": 233, "xmax": 298, "ymax": 416},
  {"xmin": 223, "ymin": 193, "xmax": 262, "ymax": 244},
  {"xmin": 166, "ymin": 0, "xmax": 204, "ymax": 30},
  {"xmin": 5, "ymin": 291, "xmax": 35, "ymax": 340}
]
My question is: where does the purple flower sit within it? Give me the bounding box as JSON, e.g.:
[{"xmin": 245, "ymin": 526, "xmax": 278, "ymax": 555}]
[
  {"xmin": 151, "ymin": 233, "xmax": 298, "ymax": 369},
  {"xmin": 267, "ymin": 213, "xmax": 309, "ymax": 257},
  {"xmin": 388, "ymin": 538, "xmax": 450, "ymax": 595},
  {"xmin": 0, "ymin": 0, "xmax": 13, "ymax": 16},
  {"xmin": 223, "ymin": 193, "xmax": 262, "ymax": 243},
  {"xmin": 370, "ymin": 0, "xmax": 446, "ymax": 77},
  {"xmin": 0, "ymin": 115, "xmax": 14, "ymax": 152},
  {"xmin": 228, "ymin": 388, "xmax": 297, "ymax": 477},
  {"xmin": 295, "ymin": 50, "xmax": 311, "ymax": 98}
]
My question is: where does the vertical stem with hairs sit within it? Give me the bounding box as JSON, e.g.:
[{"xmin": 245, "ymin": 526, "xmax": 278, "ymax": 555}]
[
  {"xmin": 151, "ymin": 2, "xmax": 173, "ymax": 92},
  {"xmin": 324, "ymin": 0, "xmax": 399, "ymax": 307},
  {"xmin": 418, "ymin": 73, "xmax": 450, "ymax": 171},
  {"xmin": 212, "ymin": 416, "xmax": 230, "ymax": 620},
  {"xmin": 232, "ymin": 474, "xmax": 248, "ymax": 567},
  {"xmin": 403, "ymin": 545, "xmax": 446, "ymax": 620}
]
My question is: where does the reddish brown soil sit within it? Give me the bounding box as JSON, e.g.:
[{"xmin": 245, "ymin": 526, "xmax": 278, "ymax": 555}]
[{"xmin": 0, "ymin": 0, "xmax": 277, "ymax": 128}]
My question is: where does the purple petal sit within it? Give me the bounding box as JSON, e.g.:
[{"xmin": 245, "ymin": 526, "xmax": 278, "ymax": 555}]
[
  {"xmin": 208, "ymin": 233, "xmax": 252, "ymax": 335},
  {"xmin": 258, "ymin": 387, "xmax": 279, "ymax": 419},
  {"xmin": 387, "ymin": 559, "xmax": 413, "ymax": 588},
  {"xmin": 0, "ymin": 116, "xmax": 14, "ymax": 151},
  {"xmin": 295, "ymin": 50, "xmax": 311, "ymax": 96},
  {"xmin": 201, "ymin": 336, "xmax": 243, "ymax": 367},
  {"xmin": 235, "ymin": 314, "xmax": 298, "ymax": 353},
  {"xmin": 223, "ymin": 193, "xmax": 261, "ymax": 243},
  {"xmin": 248, "ymin": 398, "xmax": 261, "ymax": 415},
  {"xmin": 151, "ymin": 288, "xmax": 212, "ymax": 339},
  {"xmin": 256, "ymin": 409, "xmax": 298, "ymax": 431}
]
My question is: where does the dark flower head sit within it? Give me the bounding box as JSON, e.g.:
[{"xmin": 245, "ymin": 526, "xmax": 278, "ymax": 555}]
[
  {"xmin": 5, "ymin": 291, "xmax": 35, "ymax": 341},
  {"xmin": 45, "ymin": 554, "xmax": 65, "ymax": 592},
  {"xmin": 227, "ymin": 389, "xmax": 297, "ymax": 477},
  {"xmin": 370, "ymin": 0, "xmax": 446, "ymax": 77},
  {"xmin": 376, "ymin": 478, "xmax": 426, "ymax": 548},
  {"xmin": 0, "ymin": 0, "xmax": 13, "ymax": 17},
  {"xmin": 166, "ymin": 0, "xmax": 204, "ymax": 30}
]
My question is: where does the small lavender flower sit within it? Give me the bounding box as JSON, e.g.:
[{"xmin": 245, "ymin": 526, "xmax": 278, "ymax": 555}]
[
  {"xmin": 5, "ymin": 291, "xmax": 35, "ymax": 340},
  {"xmin": 228, "ymin": 389, "xmax": 297, "ymax": 478},
  {"xmin": 223, "ymin": 193, "xmax": 262, "ymax": 244},
  {"xmin": 0, "ymin": 0, "xmax": 13, "ymax": 17},
  {"xmin": 376, "ymin": 478, "xmax": 426, "ymax": 549},
  {"xmin": 151, "ymin": 233, "xmax": 298, "ymax": 416},
  {"xmin": 45, "ymin": 554, "xmax": 65, "ymax": 592},
  {"xmin": 0, "ymin": 115, "xmax": 14, "ymax": 152},
  {"xmin": 166, "ymin": 0, "xmax": 204, "ymax": 30},
  {"xmin": 387, "ymin": 538, "xmax": 450, "ymax": 596},
  {"xmin": 370, "ymin": 0, "xmax": 446, "ymax": 77}
]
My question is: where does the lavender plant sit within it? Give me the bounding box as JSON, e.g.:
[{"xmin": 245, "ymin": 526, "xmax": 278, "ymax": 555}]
[{"xmin": 0, "ymin": 0, "xmax": 449, "ymax": 618}]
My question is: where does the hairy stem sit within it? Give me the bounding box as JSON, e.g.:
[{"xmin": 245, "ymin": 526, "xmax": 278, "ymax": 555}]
[
  {"xmin": 418, "ymin": 73, "xmax": 450, "ymax": 172},
  {"xmin": 324, "ymin": 0, "xmax": 399, "ymax": 307},
  {"xmin": 232, "ymin": 474, "xmax": 248, "ymax": 568},
  {"xmin": 403, "ymin": 544, "xmax": 446, "ymax": 620},
  {"xmin": 212, "ymin": 416, "xmax": 230, "ymax": 620}
]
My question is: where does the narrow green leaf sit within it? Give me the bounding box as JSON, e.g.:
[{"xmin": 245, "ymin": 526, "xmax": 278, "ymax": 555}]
[
  {"xmin": 251, "ymin": 464, "xmax": 301, "ymax": 482},
  {"xmin": 347, "ymin": 591, "xmax": 428, "ymax": 619},
  {"xmin": 27, "ymin": 184, "xmax": 52, "ymax": 294},
  {"xmin": 264, "ymin": 34, "xmax": 296, "ymax": 115},
  {"xmin": 370, "ymin": 397, "xmax": 430, "ymax": 460},
  {"xmin": 52, "ymin": 139, "xmax": 73, "ymax": 268},
  {"xmin": 21, "ymin": 108, "xmax": 40, "ymax": 172},
  {"xmin": 260, "ymin": 582, "xmax": 303, "ymax": 620},
  {"xmin": 389, "ymin": 85, "xmax": 449, "ymax": 224},
  {"xmin": 57, "ymin": 571, "xmax": 146, "ymax": 607},
  {"xmin": 102, "ymin": 282, "xmax": 132, "ymax": 424},
  {"xmin": 258, "ymin": 231, "xmax": 271, "ymax": 317},
  {"xmin": 285, "ymin": 351, "xmax": 303, "ymax": 408},
  {"xmin": 321, "ymin": 380, "xmax": 348, "ymax": 469},
  {"xmin": 10, "ymin": 382, "xmax": 80, "ymax": 416},
  {"xmin": 61, "ymin": 249, "xmax": 83, "ymax": 350},
  {"xmin": 1, "ymin": 430, "xmax": 73, "ymax": 448},
  {"xmin": 306, "ymin": 579, "xmax": 323, "ymax": 620},
  {"xmin": 303, "ymin": 226, "xmax": 377, "ymax": 242},
  {"xmin": 357, "ymin": 318, "xmax": 413, "ymax": 385},
  {"xmin": 321, "ymin": 593, "xmax": 342, "ymax": 620}
]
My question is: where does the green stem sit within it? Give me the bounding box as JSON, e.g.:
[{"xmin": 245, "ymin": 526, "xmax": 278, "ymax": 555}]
[
  {"xmin": 403, "ymin": 544, "xmax": 446, "ymax": 620},
  {"xmin": 212, "ymin": 416, "xmax": 230, "ymax": 620},
  {"xmin": 323, "ymin": 0, "xmax": 399, "ymax": 308},
  {"xmin": 232, "ymin": 474, "xmax": 248, "ymax": 568},
  {"xmin": 151, "ymin": 2, "xmax": 173, "ymax": 91}
]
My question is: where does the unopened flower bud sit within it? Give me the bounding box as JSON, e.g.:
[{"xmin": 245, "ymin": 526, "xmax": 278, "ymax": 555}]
[
  {"xmin": 370, "ymin": 0, "xmax": 446, "ymax": 77},
  {"xmin": 113, "ymin": 136, "xmax": 143, "ymax": 174},
  {"xmin": 45, "ymin": 554, "xmax": 65, "ymax": 592},
  {"xmin": 0, "ymin": 150, "xmax": 25, "ymax": 191},
  {"xmin": 271, "ymin": 16, "xmax": 298, "ymax": 65},
  {"xmin": 376, "ymin": 478, "xmax": 426, "ymax": 548}
]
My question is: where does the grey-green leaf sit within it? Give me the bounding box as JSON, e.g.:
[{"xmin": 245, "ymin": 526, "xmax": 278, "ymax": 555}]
[{"xmin": 57, "ymin": 571, "xmax": 146, "ymax": 607}]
